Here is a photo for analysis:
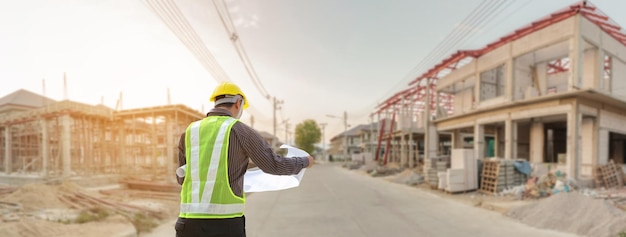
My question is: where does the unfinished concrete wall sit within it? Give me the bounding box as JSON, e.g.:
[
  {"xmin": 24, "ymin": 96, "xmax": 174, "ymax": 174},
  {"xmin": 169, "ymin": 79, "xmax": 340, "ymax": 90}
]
[
  {"xmin": 514, "ymin": 57, "xmax": 534, "ymax": 101},
  {"xmin": 611, "ymin": 58, "xmax": 626, "ymax": 101},
  {"xmin": 477, "ymin": 44, "xmax": 510, "ymax": 73},
  {"xmin": 546, "ymin": 72, "xmax": 568, "ymax": 94},
  {"xmin": 513, "ymin": 17, "xmax": 575, "ymax": 56},
  {"xmin": 581, "ymin": 17, "xmax": 626, "ymax": 62},
  {"xmin": 438, "ymin": 61, "xmax": 477, "ymax": 90},
  {"xmin": 530, "ymin": 122, "xmax": 544, "ymax": 163},
  {"xmin": 453, "ymin": 88, "xmax": 473, "ymax": 115},
  {"xmin": 582, "ymin": 47, "xmax": 598, "ymax": 89},
  {"xmin": 598, "ymin": 110, "xmax": 626, "ymax": 166}
]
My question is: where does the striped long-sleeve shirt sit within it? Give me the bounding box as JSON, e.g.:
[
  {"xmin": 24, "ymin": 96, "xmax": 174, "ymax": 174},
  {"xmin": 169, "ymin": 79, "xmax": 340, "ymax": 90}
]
[{"xmin": 177, "ymin": 107, "xmax": 309, "ymax": 197}]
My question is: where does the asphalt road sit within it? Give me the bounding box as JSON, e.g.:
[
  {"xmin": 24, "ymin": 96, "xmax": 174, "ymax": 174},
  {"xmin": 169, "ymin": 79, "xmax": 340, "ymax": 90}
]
[
  {"xmin": 141, "ymin": 163, "xmax": 579, "ymax": 237},
  {"xmin": 244, "ymin": 163, "xmax": 578, "ymax": 237}
]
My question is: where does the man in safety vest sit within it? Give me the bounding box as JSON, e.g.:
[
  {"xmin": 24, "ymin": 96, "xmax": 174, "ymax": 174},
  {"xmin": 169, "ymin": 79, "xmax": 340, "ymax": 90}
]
[{"xmin": 175, "ymin": 82, "xmax": 314, "ymax": 237}]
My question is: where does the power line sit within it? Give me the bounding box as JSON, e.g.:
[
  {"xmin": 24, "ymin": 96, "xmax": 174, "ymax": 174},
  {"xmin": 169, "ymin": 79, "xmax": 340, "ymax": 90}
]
[
  {"xmin": 143, "ymin": 0, "xmax": 273, "ymax": 123},
  {"xmin": 212, "ymin": 0, "xmax": 271, "ymax": 100},
  {"xmin": 365, "ymin": 0, "xmax": 515, "ymax": 117}
]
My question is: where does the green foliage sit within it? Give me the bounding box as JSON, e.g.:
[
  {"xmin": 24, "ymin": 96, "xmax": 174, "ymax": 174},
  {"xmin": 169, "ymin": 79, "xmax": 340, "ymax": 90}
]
[
  {"xmin": 619, "ymin": 231, "xmax": 626, "ymax": 237},
  {"xmin": 75, "ymin": 207, "xmax": 109, "ymax": 224},
  {"xmin": 295, "ymin": 119, "xmax": 321, "ymax": 154},
  {"xmin": 130, "ymin": 213, "xmax": 159, "ymax": 233}
]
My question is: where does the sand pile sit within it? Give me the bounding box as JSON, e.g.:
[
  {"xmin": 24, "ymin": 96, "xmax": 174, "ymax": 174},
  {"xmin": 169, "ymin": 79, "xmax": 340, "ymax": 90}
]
[
  {"xmin": 387, "ymin": 169, "xmax": 424, "ymax": 185},
  {"xmin": 506, "ymin": 192, "xmax": 626, "ymax": 237},
  {"xmin": 0, "ymin": 181, "xmax": 84, "ymax": 212},
  {"xmin": 0, "ymin": 215, "xmax": 135, "ymax": 237},
  {"xmin": 1, "ymin": 183, "xmax": 65, "ymax": 211}
]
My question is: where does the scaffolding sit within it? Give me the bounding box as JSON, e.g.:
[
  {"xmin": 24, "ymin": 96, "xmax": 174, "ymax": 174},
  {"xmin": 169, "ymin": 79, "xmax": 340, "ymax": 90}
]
[{"xmin": 0, "ymin": 100, "xmax": 203, "ymax": 179}]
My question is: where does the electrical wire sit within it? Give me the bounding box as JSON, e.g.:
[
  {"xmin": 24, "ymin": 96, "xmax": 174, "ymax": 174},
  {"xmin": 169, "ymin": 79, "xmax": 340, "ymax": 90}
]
[
  {"xmin": 364, "ymin": 0, "xmax": 516, "ymax": 118},
  {"xmin": 212, "ymin": 0, "xmax": 272, "ymax": 100},
  {"xmin": 143, "ymin": 0, "xmax": 273, "ymax": 124}
]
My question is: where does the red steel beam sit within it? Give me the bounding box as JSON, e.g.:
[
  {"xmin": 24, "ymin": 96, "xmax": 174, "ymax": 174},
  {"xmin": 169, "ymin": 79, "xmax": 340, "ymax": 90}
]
[
  {"xmin": 374, "ymin": 118, "xmax": 386, "ymax": 161},
  {"xmin": 383, "ymin": 111, "xmax": 396, "ymax": 165}
]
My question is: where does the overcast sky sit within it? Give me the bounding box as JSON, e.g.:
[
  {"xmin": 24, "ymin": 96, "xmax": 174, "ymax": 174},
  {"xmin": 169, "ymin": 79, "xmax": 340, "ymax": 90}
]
[{"xmin": 1, "ymin": 0, "xmax": 625, "ymax": 145}]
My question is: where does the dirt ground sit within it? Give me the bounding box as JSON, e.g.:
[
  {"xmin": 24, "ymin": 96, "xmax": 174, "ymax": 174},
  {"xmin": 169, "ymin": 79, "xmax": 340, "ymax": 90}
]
[{"xmin": 0, "ymin": 181, "xmax": 181, "ymax": 237}]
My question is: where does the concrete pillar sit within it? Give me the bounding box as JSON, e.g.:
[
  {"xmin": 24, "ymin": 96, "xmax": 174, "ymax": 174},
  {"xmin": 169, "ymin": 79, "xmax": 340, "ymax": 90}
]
[
  {"xmin": 505, "ymin": 119, "xmax": 516, "ymax": 160},
  {"xmin": 451, "ymin": 130, "xmax": 463, "ymax": 149},
  {"xmin": 569, "ymin": 14, "xmax": 584, "ymax": 89},
  {"xmin": 62, "ymin": 115, "xmax": 71, "ymax": 177},
  {"xmin": 530, "ymin": 122, "xmax": 545, "ymax": 163},
  {"xmin": 474, "ymin": 124, "xmax": 485, "ymax": 160},
  {"xmin": 4, "ymin": 127, "xmax": 11, "ymax": 174},
  {"xmin": 408, "ymin": 135, "xmax": 414, "ymax": 168},
  {"xmin": 41, "ymin": 119, "xmax": 48, "ymax": 176},
  {"xmin": 566, "ymin": 104, "xmax": 581, "ymax": 179},
  {"xmin": 425, "ymin": 77, "xmax": 439, "ymax": 161},
  {"xmin": 505, "ymin": 48, "xmax": 514, "ymax": 101},
  {"xmin": 580, "ymin": 118, "xmax": 595, "ymax": 178},
  {"xmin": 425, "ymin": 123, "xmax": 439, "ymax": 160},
  {"xmin": 400, "ymin": 134, "xmax": 407, "ymax": 167},
  {"xmin": 598, "ymin": 129, "xmax": 609, "ymax": 165}
]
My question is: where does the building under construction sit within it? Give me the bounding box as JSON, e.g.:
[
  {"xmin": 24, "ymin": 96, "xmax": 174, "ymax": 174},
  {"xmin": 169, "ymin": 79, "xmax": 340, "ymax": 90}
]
[
  {"xmin": 373, "ymin": 1, "xmax": 626, "ymax": 186},
  {"xmin": 0, "ymin": 89, "xmax": 204, "ymax": 184}
]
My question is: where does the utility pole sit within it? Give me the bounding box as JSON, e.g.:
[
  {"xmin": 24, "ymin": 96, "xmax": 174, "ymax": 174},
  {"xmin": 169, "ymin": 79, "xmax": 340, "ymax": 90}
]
[
  {"xmin": 327, "ymin": 111, "xmax": 349, "ymax": 161},
  {"xmin": 63, "ymin": 72, "xmax": 68, "ymax": 100},
  {"xmin": 273, "ymin": 97, "xmax": 283, "ymax": 149},
  {"xmin": 320, "ymin": 123, "xmax": 327, "ymax": 161},
  {"xmin": 284, "ymin": 120, "xmax": 290, "ymax": 145},
  {"xmin": 167, "ymin": 88, "xmax": 171, "ymax": 105},
  {"xmin": 343, "ymin": 111, "xmax": 348, "ymax": 162}
]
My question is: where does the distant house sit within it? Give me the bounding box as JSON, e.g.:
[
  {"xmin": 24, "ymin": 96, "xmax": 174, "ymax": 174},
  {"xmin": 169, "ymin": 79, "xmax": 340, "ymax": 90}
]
[
  {"xmin": 329, "ymin": 122, "xmax": 378, "ymax": 161},
  {"xmin": 257, "ymin": 130, "xmax": 281, "ymax": 150}
]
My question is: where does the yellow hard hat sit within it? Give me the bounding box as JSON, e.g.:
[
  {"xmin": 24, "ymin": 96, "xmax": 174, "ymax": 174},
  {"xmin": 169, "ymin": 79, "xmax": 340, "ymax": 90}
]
[{"xmin": 210, "ymin": 82, "xmax": 249, "ymax": 109}]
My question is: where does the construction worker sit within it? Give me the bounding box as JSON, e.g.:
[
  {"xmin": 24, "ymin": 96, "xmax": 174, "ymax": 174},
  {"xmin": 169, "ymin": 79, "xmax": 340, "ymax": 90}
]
[{"xmin": 175, "ymin": 82, "xmax": 314, "ymax": 237}]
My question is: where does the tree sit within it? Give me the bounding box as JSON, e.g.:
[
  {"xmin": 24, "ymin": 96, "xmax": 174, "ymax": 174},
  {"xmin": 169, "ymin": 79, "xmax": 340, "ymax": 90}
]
[{"xmin": 294, "ymin": 119, "xmax": 321, "ymax": 155}]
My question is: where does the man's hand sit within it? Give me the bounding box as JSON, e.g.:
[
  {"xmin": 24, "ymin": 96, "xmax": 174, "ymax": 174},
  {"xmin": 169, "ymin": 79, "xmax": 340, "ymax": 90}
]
[{"xmin": 306, "ymin": 156, "xmax": 314, "ymax": 168}]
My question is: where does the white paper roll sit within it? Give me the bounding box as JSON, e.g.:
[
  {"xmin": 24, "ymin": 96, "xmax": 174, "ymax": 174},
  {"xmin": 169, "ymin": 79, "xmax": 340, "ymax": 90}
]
[{"xmin": 176, "ymin": 164, "xmax": 186, "ymax": 178}]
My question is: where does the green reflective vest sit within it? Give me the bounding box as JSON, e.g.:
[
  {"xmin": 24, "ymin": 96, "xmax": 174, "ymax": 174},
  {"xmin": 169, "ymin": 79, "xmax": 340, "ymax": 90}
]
[{"xmin": 179, "ymin": 116, "xmax": 245, "ymax": 219}]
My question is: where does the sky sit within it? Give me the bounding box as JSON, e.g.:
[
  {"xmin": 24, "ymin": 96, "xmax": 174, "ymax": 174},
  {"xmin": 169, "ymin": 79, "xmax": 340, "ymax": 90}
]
[{"xmin": 1, "ymin": 0, "xmax": 626, "ymax": 145}]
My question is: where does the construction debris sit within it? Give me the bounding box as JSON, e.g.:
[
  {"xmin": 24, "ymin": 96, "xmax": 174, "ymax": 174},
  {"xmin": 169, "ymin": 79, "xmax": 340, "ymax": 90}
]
[
  {"xmin": 479, "ymin": 159, "xmax": 528, "ymax": 194},
  {"xmin": 120, "ymin": 178, "xmax": 181, "ymax": 193},
  {"xmin": 596, "ymin": 160, "xmax": 624, "ymax": 189},
  {"xmin": 368, "ymin": 166, "xmax": 402, "ymax": 177},
  {"xmin": 99, "ymin": 189, "xmax": 180, "ymax": 202},
  {"xmin": 507, "ymin": 192, "xmax": 626, "ymax": 237},
  {"xmin": 386, "ymin": 169, "xmax": 424, "ymax": 186}
]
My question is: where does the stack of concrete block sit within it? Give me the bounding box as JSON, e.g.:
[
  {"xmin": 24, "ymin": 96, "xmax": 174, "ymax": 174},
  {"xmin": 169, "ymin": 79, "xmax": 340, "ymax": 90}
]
[
  {"xmin": 424, "ymin": 157, "xmax": 449, "ymax": 188},
  {"xmin": 446, "ymin": 149, "xmax": 478, "ymax": 193},
  {"xmin": 480, "ymin": 158, "xmax": 528, "ymax": 194},
  {"xmin": 498, "ymin": 160, "xmax": 516, "ymax": 191}
]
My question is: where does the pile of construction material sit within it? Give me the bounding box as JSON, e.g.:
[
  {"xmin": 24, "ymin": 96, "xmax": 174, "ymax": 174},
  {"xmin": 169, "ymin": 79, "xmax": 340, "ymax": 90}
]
[
  {"xmin": 438, "ymin": 149, "xmax": 478, "ymax": 193},
  {"xmin": 369, "ymin": 163, "xmax": 402, "ymax": 177},
  {"xmin": 479, "ymin": 158, "xmax": 528, "ymax": 194},
  {"xmin": 521, "ymin": 171, "xmax": 576, "ymax": 199},
  {"xmin": 387, "ymin": 169, "xmax": 424, "ymax": 186},
  {"xmin": 507, "ymin": 192, "xmax": 626, "ymax": 237},
  {"xmin": 424, "ymin": 156, "xmax": 449, "ymax": 188},
  {"xmin": 595, "ymin": 160, "xmax": 625, "ymax": 189}
]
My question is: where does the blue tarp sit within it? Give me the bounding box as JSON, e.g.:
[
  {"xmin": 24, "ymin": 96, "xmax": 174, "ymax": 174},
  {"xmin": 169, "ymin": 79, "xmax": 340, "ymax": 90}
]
[{"xmin": 514, "ymin": 160, "xmax": 532, "ymax": 175}]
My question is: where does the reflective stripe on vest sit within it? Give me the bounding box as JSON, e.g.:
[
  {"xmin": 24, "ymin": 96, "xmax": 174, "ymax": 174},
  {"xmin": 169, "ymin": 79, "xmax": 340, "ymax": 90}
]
[{"xmin": 180, "ymin": 117, "xmax": 244, "ymax": 218}]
